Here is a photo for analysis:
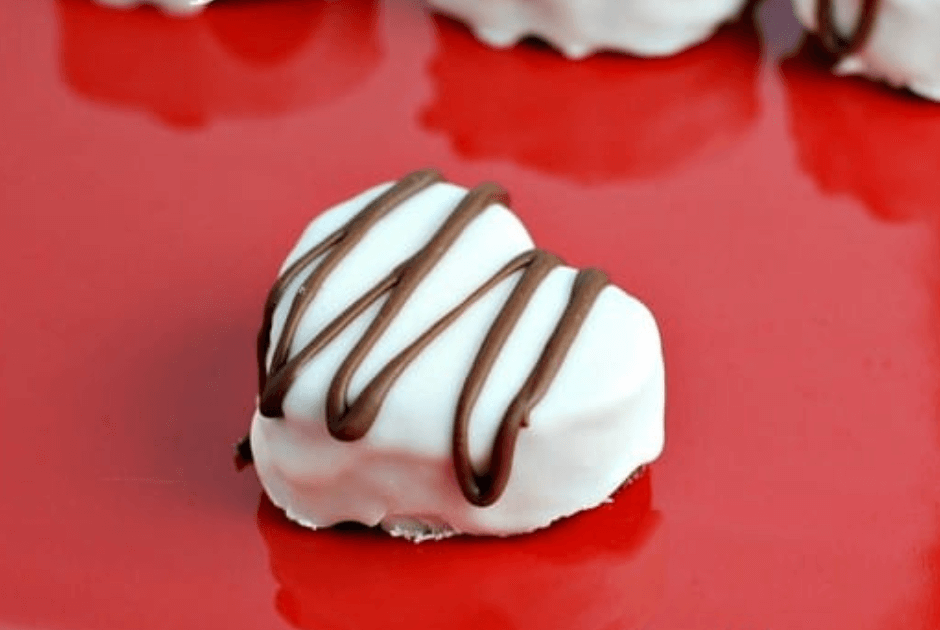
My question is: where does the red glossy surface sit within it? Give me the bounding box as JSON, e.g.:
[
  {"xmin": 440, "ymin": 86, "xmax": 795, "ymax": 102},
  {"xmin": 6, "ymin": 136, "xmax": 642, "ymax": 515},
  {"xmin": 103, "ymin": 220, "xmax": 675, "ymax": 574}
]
[{"xmin": 1, "ymin": 1, "xmax": 938, "ymax": 629}]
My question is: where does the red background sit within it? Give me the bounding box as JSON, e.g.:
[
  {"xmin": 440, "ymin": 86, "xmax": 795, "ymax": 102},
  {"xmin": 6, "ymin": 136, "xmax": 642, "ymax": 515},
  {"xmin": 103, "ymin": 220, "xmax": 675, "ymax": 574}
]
[{"xmin": 2, "ymin": 1, "xmax": 939, "ymax": 629}]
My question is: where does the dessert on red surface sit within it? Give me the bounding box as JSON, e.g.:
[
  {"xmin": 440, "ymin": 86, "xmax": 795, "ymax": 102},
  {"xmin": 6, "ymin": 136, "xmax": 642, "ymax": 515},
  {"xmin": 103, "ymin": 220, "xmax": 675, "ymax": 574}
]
[
  {"xmin": 425, "ymin": 0, "xmax": 751, "ymax": 58},
  {"xmin": 94, "ymin": 0, "xmax": 211, "ymax": 15},
  {"xmin": 245, "ymin": 170, "xmax": 665, "ymax": 539},
  {"xmin": 782, "ymin": 40, "xmax": 940, "ymax": 221},
  {"xmin": 59, "ymin": 0, "xmax": 382, "ymax": 127},
  {"xmin": 792, "ymin": 0, "xmax": 940, "ymax": 100},
  {"xmin": 94, "ymin": 0, "xmax": 748, "ymax": 55},
  {"xmin": 421, "ymin": 15, "xmax": 760, "ymax": 184}
]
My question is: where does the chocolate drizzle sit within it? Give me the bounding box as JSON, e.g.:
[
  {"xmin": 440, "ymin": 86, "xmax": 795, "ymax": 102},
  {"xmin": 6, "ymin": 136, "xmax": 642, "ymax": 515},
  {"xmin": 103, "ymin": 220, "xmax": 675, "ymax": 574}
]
[
  {"xmin": 256, "ymin": 170, "xmax": 609, "ymax": 507},
  {"xmin": 815, "ymin": 0, "xmax": 880, "ymax": 59}
]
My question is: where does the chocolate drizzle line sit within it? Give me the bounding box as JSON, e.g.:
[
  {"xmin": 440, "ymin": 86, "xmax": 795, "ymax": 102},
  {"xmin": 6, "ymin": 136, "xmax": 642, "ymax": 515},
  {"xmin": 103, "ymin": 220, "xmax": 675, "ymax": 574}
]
[
  {"xmin": 255, "ymin": 169, "xmax": 609, "ymax": 507},
  {"xmin": 816, "ymin": 0, "xmax": 879, "ymax": 59}
]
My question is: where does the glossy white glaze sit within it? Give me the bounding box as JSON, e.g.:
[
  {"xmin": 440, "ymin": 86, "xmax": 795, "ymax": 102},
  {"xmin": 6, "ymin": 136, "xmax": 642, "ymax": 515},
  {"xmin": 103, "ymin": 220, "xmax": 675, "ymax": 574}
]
[
  {"xmin": 426, "ymin": 0, "xmax": 750, "ymax": 58},
  {"xmin": 94, "ymin": 0, "xmax": 212, "ymax": 15}
]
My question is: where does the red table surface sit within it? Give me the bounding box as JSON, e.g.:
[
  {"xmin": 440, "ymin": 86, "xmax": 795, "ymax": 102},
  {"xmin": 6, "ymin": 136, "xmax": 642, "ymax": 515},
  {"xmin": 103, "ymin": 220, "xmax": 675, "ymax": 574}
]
[{"xmin": 2, "ymin": 0, "xmax": 939, "ymax": 629}]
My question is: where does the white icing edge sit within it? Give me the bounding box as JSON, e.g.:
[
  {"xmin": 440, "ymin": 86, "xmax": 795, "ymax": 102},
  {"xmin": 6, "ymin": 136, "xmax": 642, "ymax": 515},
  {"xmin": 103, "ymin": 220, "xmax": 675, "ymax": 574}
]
[
  {"xmin": 425, "ymin": 0, "xmax": 749, "ymax": 58},
  {"xmin": 93, "ymin": 0, "xmax": 212, "ymax": 16}
]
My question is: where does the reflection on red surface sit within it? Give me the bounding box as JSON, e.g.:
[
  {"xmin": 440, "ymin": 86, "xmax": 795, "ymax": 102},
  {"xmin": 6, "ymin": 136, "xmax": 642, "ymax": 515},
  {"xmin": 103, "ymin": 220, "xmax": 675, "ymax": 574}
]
[
  {"xmin": 781, "ymin": 41, "xmax": 940, "ymax": 224},
  {"xmin": 56, "ymin": 0, "xmax": 381, "ymax": 127},
  {"xmin": 781, "ymin": 41, "xmax": 940, "ymax": 630},
  {"xmin": 258, "ymin": 473, "xmax": 664, "ymax": 630},
  {"xmin": 421, "ymin": 15, "xmax": 761, "ymax": 184},
  {"xmin": 917, "ymin": 540, "xmax": 940, "ymax": 630}
]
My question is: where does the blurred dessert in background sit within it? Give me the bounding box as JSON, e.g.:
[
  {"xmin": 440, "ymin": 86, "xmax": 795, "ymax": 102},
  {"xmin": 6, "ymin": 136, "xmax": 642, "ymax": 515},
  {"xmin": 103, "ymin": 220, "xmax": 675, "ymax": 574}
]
[
  {"xmin": 58, "ymin": 0, "xmax": 382, "ymax": 127},
  {"xmin": 425, "ymin": 0, "xmax": 751, "ymax": 58},
  {"xmin": 792, "ymin": 0, "xmax": 940, "ymax": 101},
  {"xmin": 421, "ymin": 14, "xmax": 761, "ymax": 184},
  {"xmin": 782, "ymin": 41, "xmax": 940, "ymax": 223}
]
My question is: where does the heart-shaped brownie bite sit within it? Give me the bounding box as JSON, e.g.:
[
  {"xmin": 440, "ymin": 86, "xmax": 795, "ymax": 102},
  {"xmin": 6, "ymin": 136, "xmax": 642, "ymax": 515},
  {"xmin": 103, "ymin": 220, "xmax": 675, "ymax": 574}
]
[{"xmin": 246, "ymin": 170, "xmax": 665, "ymax": 539}]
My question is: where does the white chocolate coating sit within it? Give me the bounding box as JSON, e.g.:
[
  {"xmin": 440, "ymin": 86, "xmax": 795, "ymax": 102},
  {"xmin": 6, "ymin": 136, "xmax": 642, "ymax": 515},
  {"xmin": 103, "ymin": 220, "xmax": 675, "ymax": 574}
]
[
  {"xmin": 94, "ymin": 0, "xmax": 212, "ymax": 16},
  {"xmin": 249, "ymin": 179, "xmax": 666, "ymax": 539},
  {"xmin": 793, "ymin": 0, "xmax": 940, "ymax": 101},
  {"xmin": 425, "ymin": 0, "xmax": 749, "ymax": 58}
]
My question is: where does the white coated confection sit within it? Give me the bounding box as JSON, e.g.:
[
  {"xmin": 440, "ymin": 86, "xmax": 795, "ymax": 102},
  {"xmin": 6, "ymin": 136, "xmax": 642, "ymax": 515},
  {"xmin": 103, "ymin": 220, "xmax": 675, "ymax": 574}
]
[
  {"xmin": 91, "ymin": 0, "xmax": 352, "ymax": 16},
  {"xmin": 793, "ymin": 0, "xmax": 940, "ymax": 101},
  {"xmin": 249, "ymin": 175, "xmax": 665, "ymax": 539},
  {"xmin": 93, "ymin": 0, "xmax": 212, "ymax": 15},
  {"xmin": 425, "ymin": 0, "xmax": 750, "ymax": 58}
]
